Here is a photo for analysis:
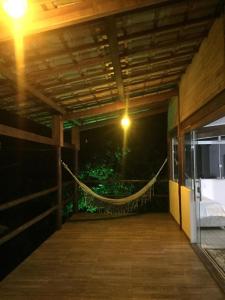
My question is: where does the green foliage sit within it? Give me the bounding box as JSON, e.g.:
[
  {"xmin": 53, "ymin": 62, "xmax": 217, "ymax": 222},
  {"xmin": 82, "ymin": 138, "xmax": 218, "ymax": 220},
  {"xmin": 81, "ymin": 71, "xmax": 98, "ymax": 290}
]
[
  {"xmin": 79, "ymin": 164, "xmax": 114, "ymax": 181},
  {"xmin": 63, "ymin": 200, "xmax": 73, "ymax": 217},
  {"xmin": 78, "ymin": 146, "xmax": 134, "ymax": 212},
  {"xmin": 78, "ymin": 196, "xmax": 97, "ymax": 213}
]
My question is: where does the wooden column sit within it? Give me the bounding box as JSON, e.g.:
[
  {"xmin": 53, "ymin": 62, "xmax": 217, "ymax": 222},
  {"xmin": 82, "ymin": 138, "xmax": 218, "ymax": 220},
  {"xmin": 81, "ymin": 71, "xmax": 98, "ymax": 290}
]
[
  {"xmin": 52, "ymin": 115, "xmax": 64, "ymax": 229},
  {"xmin": 177, "ymin": 93, "xmax": 183, "ymax": 229},
  {"xmin": 71, "ymin": 127, "xmax": 80, "ymax": 213}
]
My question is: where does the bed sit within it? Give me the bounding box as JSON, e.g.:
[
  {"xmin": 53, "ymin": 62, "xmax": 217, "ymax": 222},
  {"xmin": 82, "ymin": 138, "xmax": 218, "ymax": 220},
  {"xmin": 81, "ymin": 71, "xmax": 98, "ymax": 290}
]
[{"xmin": 200, "ymin": 179, "xmax": 225, "ymax": 227}]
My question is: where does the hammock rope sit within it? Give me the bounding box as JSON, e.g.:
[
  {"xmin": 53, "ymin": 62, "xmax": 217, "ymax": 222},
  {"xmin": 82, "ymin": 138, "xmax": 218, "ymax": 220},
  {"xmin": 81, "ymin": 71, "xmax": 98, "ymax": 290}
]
[{"xmin": 62, "ymin": 158, "xmax": 167, "ymax": 212}]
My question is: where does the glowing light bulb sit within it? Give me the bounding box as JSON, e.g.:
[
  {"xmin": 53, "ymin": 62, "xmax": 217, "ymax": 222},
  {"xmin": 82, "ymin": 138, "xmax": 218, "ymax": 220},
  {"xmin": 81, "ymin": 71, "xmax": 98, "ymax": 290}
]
[
  {"xmin": 121, "ymin": 115, "xmax": 130, "ymax": 129},
  {"xmin": 3, "ymin": 0, "xmax": 28, "ymax": 19}
]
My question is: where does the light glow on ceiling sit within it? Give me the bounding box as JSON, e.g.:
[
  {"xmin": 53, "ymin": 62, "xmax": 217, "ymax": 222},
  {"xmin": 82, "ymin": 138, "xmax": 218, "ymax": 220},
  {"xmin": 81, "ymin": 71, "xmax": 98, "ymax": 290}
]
[{"xmin": 3, "ymin": 0, "xmax": 28, "ymax": 19}]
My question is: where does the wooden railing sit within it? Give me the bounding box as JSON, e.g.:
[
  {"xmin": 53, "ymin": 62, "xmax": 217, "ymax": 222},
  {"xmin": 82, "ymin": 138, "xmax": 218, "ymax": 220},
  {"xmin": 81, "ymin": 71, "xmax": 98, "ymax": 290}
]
[
  {"xmin": 0, "ymin": 206, "xmax": 57, "ymax": 246},
  {"xmin": 0, "ymin": 177, "xmax": 168, "ymax": 246},
  {"xmin": 0, "ymin": 187, "xmax": 58, "ymax": 211},
  {"xmin": 0, "ymin": 180, "xmax": 74, "ymax": 246}
]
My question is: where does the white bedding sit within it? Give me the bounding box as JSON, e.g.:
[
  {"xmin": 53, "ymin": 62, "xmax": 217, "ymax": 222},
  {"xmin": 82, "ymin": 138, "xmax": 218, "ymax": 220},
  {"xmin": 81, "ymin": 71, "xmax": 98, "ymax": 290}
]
[
  {"xmin": 200, "ymin": 201, "xmax": 225, "ymax": 227},
  {"xmin": 199, "ymin": 179, "xmax": 225, "ymax": 227}
]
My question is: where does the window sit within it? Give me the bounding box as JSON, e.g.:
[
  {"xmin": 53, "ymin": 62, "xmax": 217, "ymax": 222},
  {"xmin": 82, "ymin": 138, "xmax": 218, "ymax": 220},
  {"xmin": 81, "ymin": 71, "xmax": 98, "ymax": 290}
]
[
  {"xmin": 171, "ymin": 136, "xmax": 178, "ymax": 181},
  {"xmin": 184, "ymin": 132, "xmax": 193, "ymax": 188},
  {"xmin": 196, "ymin": 136, "xmax": 225, "ymax": 179}
]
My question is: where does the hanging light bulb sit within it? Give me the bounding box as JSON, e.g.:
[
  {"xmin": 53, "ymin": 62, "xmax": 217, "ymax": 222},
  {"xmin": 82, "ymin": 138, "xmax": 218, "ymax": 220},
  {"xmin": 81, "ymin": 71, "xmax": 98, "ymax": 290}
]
[
  {"xmin": 121, "ymin": 115, "xmax": 130, "ymax": 130},
  {"xmin": 3, "ymin": 0, "xmax": 28, "ymax": 19}
]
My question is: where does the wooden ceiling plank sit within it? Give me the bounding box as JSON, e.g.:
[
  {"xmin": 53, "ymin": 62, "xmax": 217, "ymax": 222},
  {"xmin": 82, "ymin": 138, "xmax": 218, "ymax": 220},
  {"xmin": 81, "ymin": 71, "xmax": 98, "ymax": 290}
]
[
  {"xmin": 30, "ymin": 52, "xmax": 193, "ymax": 92},
  {"xmin": 26, "ymin": 56, "xmax": 110, "ymax": 78},
  {"xmin": 121, "ymin": 34, "xmax": 206, "ymax": 59},
  {"xmin": 105, "ymin": 16, "xmax": 125, "ymax": 102},
  {"xmin": 15, "ymin": 14, "xmax": 211, "ymax": 67},
  {"xmin": 123, "ymin": 61, "xmax": 189, "ymax": 81},
  {"xmin": 58, "ymin": 73, "xmax": 179, "ymax": 106},
  {"xmin": 118, "ymin": 15, "xmax": 214, "ymax": 43},
  {"xmin": 63, "ymin": 89, "xmax": 177, "ymax": 120},
  {"xmin": 0, "ymin": 0, "xmax": 175, "ymax": 43},
  {"xmin": 29, "ymin": 51, "xmax": 193, "ymax": 87},
  {"xmin": 125, "ymin": 73, "xmax": 181, "ymax": 89},
  {"xmin": 43, "ymin": 79, "xmax": 115, "ymax": 95},
  {"xmin": 32, "ymin": 56, "xmax": 189, "ymax": 99},
  {"xmin": 122, "ymin": 51, "xmax": 195, "ymax": 71},
  {"xmin": 0, "ymin": 62, "xmax": 66, "ymax": 114},
  {"xmin": 47, "ymin": 64, "xmax": 183, "ymax": 104}
]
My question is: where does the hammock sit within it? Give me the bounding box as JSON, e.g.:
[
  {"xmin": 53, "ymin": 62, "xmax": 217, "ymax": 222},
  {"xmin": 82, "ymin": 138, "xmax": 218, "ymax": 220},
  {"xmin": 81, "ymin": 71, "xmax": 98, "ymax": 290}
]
[{"xmin": 62, "ymin": 158, "xmax": 167, "ymax": 213}]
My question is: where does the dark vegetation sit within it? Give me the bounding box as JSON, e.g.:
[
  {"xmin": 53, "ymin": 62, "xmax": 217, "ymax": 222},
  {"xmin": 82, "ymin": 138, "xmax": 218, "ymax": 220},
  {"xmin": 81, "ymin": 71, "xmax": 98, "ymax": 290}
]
[{"xmin": 78, "ymin": 113, "xmax": 168, "ymax": 212}]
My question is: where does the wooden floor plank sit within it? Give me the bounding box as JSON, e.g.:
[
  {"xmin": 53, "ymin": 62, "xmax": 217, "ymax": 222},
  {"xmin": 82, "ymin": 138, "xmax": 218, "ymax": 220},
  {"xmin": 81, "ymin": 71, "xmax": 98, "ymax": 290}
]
[{"xmin": 0, "ymin": 213, "xmax": 224, "ymax": 299}]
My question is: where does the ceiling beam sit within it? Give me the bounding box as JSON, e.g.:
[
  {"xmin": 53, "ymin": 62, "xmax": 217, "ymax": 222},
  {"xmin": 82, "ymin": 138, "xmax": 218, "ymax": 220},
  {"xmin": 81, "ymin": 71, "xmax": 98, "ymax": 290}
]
[
  {"xmin": 105, "ymin": 16, "xmax": 125, "ymax": 102},
  {"xmin": 63, "ymin": 89, "xmax": 177, "ymax": 121},
  {"xmin": 80, "ymin": 106, "xmax": 167, "ymax": 131},
  {"xmin": 0, "ymin": 0, "xmax": 173, "ymax": 42},
  {"xmin": 0, "ymin": 63, "xmax": 66, "ymax": 114}
]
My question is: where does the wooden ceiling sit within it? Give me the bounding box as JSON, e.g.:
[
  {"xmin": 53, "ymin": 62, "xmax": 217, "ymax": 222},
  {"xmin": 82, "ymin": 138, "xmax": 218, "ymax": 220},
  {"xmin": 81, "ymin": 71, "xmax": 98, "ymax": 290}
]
[{"xmin": 0, "ymin": 0, "xmax": 222, "ymax": 130}]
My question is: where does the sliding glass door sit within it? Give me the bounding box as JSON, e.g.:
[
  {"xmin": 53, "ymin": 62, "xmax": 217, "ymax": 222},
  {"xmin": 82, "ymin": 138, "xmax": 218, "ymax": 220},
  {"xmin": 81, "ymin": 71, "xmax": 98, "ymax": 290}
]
[{"xmin": 193, "ymin": 119, "xmax": 225, "ymax": 261}]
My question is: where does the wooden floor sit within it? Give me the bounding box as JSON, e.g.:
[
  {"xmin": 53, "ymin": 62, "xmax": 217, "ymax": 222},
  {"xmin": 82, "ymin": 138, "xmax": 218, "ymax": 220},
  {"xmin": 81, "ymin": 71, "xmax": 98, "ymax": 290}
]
[{"xmin": 0, "ymin": 213, "xmax": 224, "ymax": 300}]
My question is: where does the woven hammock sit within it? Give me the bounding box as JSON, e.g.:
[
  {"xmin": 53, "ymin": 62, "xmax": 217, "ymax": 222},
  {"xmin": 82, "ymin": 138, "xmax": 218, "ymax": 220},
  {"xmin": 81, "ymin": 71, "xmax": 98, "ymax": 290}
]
[{"xmin": 62, "ymin": 158, "xmax": 167, "ymax": 213}]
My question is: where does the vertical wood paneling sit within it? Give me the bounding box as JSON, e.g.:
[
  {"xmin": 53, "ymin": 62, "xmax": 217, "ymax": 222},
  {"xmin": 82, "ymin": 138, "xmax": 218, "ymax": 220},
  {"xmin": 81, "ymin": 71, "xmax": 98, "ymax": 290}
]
[
  {"xmin": 168, "ymin": 96, "xmax": 178, "ymax": 131},
  {"xmin": 180, "ymin": 17, "xmax": 225, "ymax": 122}
]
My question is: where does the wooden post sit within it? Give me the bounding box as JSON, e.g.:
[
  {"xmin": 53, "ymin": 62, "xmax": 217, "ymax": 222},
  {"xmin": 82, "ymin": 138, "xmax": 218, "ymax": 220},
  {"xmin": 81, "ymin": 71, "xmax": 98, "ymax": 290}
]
[
  {"xmin": 177, "ymin": 93, "xmax": 183, "ymax": 230},
  {"xmin": 73, "ymin": 147, "xmax": 79, "ymax": 213},
  {"xmin": 71, "ymin": 127, "xmax": 80, "ymax": 213},
  {"xmin": 52, "ymin": 115, "xmax": 64, "ymax": 229}
]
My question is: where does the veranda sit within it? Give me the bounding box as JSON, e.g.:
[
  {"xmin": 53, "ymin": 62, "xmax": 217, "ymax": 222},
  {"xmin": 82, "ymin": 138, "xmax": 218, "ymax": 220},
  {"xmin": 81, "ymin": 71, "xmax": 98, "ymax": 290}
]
[{"xmin": 0, "ymin": 0, "xmax": 225, "ymax": 298}]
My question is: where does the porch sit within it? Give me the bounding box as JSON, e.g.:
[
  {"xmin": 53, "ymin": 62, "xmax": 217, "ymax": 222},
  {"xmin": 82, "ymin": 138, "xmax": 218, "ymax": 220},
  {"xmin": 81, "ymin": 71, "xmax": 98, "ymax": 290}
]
[{"xmin": 0, "ymin": 213, "xmax": 223, "ymax": 300}]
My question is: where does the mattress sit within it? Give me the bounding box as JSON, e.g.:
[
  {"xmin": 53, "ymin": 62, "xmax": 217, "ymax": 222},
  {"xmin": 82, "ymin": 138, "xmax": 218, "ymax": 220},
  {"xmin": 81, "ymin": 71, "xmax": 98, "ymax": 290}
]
[{"xmin": 200, "ymin": 200, "xmax": 225, "ymax": 227}]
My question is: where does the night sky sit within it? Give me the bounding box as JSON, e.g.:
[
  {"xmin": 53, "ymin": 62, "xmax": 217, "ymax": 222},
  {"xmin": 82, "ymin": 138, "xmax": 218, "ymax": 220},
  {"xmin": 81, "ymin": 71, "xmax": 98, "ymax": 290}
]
[{"xmin": 80, "ymin": 113, "xmax": 168, "ymax": 179}]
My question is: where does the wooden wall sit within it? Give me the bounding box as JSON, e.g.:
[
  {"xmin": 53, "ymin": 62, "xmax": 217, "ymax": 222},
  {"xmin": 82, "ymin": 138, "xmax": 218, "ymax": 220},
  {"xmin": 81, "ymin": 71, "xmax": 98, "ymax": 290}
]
[
  {"xmin": 167, "ymin": 96, "xmax": 178, "ymax": 131},
  {"xmin": 179, "ymin": 16, "xmax": 225, "ymax": 122},
  {"xmin": 168, "ymin": 15, "xmax": 225, "ymax": 240}
]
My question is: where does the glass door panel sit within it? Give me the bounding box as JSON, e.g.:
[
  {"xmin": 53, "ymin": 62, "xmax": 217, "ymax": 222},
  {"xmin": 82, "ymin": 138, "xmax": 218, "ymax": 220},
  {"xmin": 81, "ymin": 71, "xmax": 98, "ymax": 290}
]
[{"xmin": 194, "ymin": 128, "xmax": 225, "ymax": 252}]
